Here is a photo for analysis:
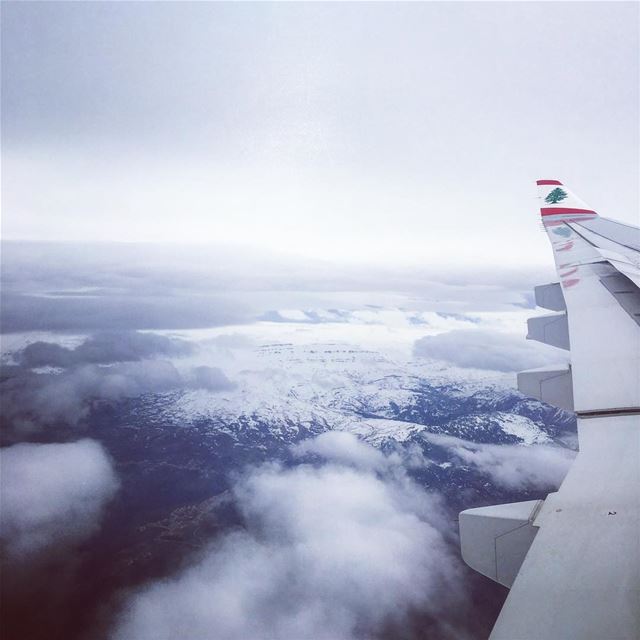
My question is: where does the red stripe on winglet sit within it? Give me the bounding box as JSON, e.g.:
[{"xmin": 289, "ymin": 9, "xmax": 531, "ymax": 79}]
[
  {"xmin": 541, "ymin": 207, "xmax": 597, "ymax": 217},
  {"xmin": 536, "ymin": 179, "xmax": 563, "ymax": 185}
]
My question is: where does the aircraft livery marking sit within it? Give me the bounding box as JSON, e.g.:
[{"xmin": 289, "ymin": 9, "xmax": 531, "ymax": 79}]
[{"xmin": 545, "ymin": 187, "xmax": 569, "ymax": 204}]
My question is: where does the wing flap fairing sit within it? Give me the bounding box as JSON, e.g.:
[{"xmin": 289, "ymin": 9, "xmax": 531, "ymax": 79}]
[
  {"xmin": 459, "ymin": 500, "xmax": 543, "ymax": 588},
  {"xmin": 526, "ymin": 312, "xmax": 570, "ymax": 350},
  {"xmin": 534, "ymin": 282, "xmax": 566, "ymax": 311},
  {"xmin": 517, "ymin": 365, "xmax": 573, "ymax": 411}
]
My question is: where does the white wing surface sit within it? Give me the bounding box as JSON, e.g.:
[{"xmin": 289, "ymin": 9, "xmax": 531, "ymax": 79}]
[{"xmin": 459, "ymin": 180, "xmax": 640, "ymax": 640}]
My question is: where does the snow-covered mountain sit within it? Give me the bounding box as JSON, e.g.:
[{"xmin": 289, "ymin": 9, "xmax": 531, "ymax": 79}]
[{"xmin": 160, "ymin": 338, "xmax": 574, "ymax": 449}]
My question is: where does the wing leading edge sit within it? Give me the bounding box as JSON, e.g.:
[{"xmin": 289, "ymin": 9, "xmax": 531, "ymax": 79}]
[{"xmin": 459, "ymin": 181, "xmax": 640, "ymax": 640}]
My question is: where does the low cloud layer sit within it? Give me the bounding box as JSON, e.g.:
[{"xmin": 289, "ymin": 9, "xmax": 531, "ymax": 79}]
[
  {"xmin": 2, "ymin": 360, "xmax": 180, "ymax": 436},
  {"xmin": 188, "ymin": 365, "xmax": 236, "ymax": 392},
  {"xmin": 292, "ymin": 430, "xmax": 390, "ymax": 471},
  {"xmin": 1, "ymin": 361, "xmax": 234, "ymax": 439},
  {"xmin": 0, "ymin": 439, "xmax": 119, "ymax": 559},
  {"xmin": 413, "ymin": 329, "xmax": 565, "ymax": 372},
  {"xmin": 114, "ymin": 433, "xmax": 468, "ymax": 640},
  {"xmin": 17, "ymin": 331, "xmax": 194, "ymax": 368},
  {"xmin": 423, "ymin": 432, "xmax": 575, "ymax": 490},
  {"xmin": 451, "ymin": 441, "xmax": 575, "ymax": 490},
  {"xmin": 2, "ymin": 332, "xmax": 236, "ymax": 439}
]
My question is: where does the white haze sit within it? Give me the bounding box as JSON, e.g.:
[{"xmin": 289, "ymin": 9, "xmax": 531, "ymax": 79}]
[
  {"xmin": 113, "ymin": 433, "xmax": 470, "ymax": 640},
  {"xmin": 0, "ymin": 439, "xmax": 119, "ymax": 559},
  {"xmin": 423, "ymin": 432, "xmax": 575, "ymax": 490},
  {"xmin": 3, "ymin": 3, "xmax": 638, "ymax": 264}
]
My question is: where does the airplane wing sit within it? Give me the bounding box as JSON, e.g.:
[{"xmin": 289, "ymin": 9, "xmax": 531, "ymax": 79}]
[{"xmin": 459, "ymin": 180, "xmax": 640, "ymax": 639}]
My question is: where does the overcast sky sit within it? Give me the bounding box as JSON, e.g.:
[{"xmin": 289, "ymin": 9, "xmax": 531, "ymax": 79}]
[{"xmin": 2, "ymin": 2, "xmax": 638, "ymax": 266}]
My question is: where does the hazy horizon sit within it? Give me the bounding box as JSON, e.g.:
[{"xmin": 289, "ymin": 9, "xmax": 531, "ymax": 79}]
[{"xmin": 3, "ymin": 1, "xmax": 638, "ymax": 266}]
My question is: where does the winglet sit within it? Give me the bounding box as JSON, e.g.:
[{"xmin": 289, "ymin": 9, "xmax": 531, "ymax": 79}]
[{"xmin": 536, "ymin": 179, "xmax": 598, "ymax": 219}]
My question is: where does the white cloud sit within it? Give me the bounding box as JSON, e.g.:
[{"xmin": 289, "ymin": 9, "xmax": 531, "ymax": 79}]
[
  {"xmin": 18, "ymin": 331, "xmax": 194, "ymax": 367},
  {"xmin": 424, "ymin": 432, "xmax": 575, "ymax": 490},
  {"xmin": 292, "ymin": 430, "xmax": 389, "ymax": 471},
  {"xmin": 188, "ymin": 366, "xmax": 237, "ymax": 392},
  {"xmin": 452, "ymin": 442, "xmax": 575, "ymax": 490},
  {"xmin": 413, "ymin": 329, "xmax": 565, "ymax": 372},
  {"xmin": 0, "ymin": 439, "xmax": 119, "ymax": 559},
  {"xmin": 1, "ymin": 361, "xmax": 184, "ymax": 437},
  {"xmin": 113, "ymin": 434, "xmax": 468, "ymax": 640},
  {"xmin": 2, "ymin": 355, "xmax": 237, "ymax": 439}
]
